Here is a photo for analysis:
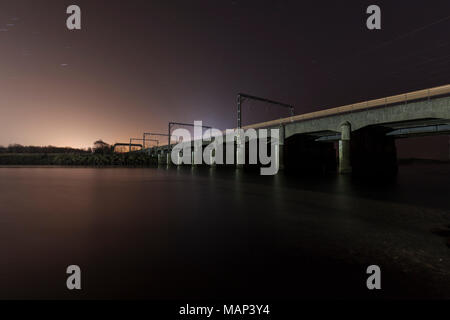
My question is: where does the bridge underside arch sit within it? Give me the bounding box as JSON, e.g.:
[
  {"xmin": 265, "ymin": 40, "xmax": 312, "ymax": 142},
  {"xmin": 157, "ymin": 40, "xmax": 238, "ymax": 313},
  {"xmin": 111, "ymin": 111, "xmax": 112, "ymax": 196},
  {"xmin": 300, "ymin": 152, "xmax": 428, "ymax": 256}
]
[
  {"xmin": 350, "ymin": 125, "xmax": 398, "ymax": 177},
  {"xmin": 284, "ymin": 133, "xmax": 337, "ymax": 175}
]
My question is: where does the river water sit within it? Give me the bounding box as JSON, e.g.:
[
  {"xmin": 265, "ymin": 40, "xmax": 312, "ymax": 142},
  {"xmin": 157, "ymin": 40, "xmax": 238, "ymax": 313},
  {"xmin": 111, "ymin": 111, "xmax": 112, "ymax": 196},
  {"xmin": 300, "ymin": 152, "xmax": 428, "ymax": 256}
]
[{"xmin": 0, "ymin": 164, "xmax": 449, "ymax": 299}]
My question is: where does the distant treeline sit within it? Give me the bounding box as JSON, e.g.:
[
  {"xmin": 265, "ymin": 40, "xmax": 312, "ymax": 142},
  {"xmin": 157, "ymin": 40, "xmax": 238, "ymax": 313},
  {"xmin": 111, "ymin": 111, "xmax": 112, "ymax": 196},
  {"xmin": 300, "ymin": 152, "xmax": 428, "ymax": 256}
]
[
  {"xmin": 0, "ymin": 152, "xmax": 157, "ymax": 166},
  {"xmin": 0, "ymin": 140, "xmax": 160, "ymax": 166},
  {"xmin": 0, "ymin": 144, "xmax": 91, "ymax": 154}
]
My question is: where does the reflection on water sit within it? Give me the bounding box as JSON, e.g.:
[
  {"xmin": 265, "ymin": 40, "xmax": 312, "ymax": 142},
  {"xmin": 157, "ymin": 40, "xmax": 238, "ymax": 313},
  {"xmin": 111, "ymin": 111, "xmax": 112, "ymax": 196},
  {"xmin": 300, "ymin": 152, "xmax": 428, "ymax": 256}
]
[{"xmin": 0, "ymin": 164, "xmax": 449, "ymax": 299}]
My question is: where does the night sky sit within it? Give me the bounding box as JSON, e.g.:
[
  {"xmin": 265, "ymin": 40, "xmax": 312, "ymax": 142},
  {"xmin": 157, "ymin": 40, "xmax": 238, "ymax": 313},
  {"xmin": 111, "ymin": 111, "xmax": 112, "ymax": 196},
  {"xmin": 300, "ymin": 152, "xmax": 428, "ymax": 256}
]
[{"xmin": 0, "ymin": 0, "xmax": 449, "ymax": 149}]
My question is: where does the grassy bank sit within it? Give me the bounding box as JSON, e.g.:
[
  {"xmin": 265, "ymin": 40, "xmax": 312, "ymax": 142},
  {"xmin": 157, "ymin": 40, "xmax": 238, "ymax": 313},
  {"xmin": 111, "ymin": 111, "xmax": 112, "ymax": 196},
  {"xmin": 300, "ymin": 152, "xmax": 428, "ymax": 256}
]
[{"xmin": 0, "ymin": 153, "xmax": 157, "ymax": 166}]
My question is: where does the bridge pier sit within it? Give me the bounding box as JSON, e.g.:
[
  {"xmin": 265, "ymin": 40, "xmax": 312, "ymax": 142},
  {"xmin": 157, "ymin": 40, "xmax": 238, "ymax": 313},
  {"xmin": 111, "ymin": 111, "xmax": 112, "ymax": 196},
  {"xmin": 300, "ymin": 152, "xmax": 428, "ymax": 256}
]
[
  {"xmin": 236, "ymin": 138, "xmax": 244, "ymax": 170},
  {"xmin": 157, "ymin": 150, "xmax": 169, "ymax": 166},
  {"xmin": 278, "ymin": 124, "xmax": 285, "ymax": 171},
  {"xmin": 339, "ymin": 122, "xmax": 352, "ymax": 174},
  {"xmin": 191, "ymin": 149, "xmax": 196, "ymax": 167},
  {"xmin": 209, "ymin": 149, "xmax": 216, "ymax": 167},
  {"xmin": 171, "ymin": 149, "xmax": 182, "ymax": 166},
  {"xmin": 157, "ymin": 151, "xmax": 162, "ymax": 166},
  {"xmin": 167, "ymin": 150, "xmax": 172, "ymax": 167}
]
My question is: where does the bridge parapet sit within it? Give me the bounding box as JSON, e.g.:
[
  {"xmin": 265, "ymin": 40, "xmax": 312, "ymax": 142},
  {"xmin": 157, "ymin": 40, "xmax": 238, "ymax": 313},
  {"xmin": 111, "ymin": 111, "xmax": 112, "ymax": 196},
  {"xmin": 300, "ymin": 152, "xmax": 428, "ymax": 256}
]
[{"xmin": 241, "ymin": 84, "xmax": 450, "ymax": 136}]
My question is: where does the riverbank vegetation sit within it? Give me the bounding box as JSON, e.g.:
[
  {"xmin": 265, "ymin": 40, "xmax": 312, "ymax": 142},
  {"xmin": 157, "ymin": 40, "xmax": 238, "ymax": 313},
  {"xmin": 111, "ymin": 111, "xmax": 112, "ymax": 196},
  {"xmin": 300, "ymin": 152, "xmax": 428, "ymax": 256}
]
[
  {"xmin": 0, "ymin": 141, "xmax": 157, "ymax": 166},
  {"xmin": 0, "ymin": 152, "xmax": 157, "ymax": 166}
]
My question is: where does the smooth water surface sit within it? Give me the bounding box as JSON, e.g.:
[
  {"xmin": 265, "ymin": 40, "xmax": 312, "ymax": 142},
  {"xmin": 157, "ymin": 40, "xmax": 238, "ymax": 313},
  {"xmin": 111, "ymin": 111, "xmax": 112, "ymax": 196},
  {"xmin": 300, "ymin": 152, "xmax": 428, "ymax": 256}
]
[{"xmin": 0, "ymin": 165, "xmax": 449, "ymax": 299}]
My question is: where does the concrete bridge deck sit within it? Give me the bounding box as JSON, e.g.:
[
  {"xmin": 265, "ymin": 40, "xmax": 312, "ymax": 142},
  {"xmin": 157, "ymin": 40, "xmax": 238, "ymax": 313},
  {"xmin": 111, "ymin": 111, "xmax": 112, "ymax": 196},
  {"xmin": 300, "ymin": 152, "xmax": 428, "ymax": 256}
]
[{"xmin": 242, "ymin": 84, "xmax": 450, "ymax": 139}]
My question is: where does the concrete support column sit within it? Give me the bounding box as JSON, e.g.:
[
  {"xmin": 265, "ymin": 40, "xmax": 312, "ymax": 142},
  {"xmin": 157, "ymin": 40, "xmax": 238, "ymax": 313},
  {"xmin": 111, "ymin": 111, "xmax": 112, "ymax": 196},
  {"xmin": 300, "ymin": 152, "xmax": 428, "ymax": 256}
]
[
  {"xmin": 157, "ymin": 152, "xmax": 162, "ymax": 166},
  {"xmin": 339, "ymin": 122, "xmax": 352, "ymax": 174},
  {"xmin": 158, "ymin": 150, "xmax": 168, "ymax": 166},
  {"xmin": 163, "ymin": 149, "xmax": 170, "ymax": 167},
  {"xmin": 278, "ymin": 124, "xmax": 285, "ymax": 171},
  {"xmin": 236, "ymin": 136, "xmax": 244, "ymax": 169},
  {"xmin": 170, "ymin": 148, "xmax": 183, "ymax": 166},
  {"xmin": 209, "ymin": 149, "xmax": 216, "ymax": 167},
  {"xmin": 176, "ymin": 151, "xmax": 182, "ymax": 166}
]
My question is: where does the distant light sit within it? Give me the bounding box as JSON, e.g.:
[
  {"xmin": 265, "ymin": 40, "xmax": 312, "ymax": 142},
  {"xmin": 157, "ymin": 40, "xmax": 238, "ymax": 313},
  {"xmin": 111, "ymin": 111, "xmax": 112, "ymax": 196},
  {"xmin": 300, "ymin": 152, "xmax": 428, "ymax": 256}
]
[
  {"xmin": 6, "ymin": 24, "xmax": 15, "ymax": 27},
  {"xmin": 60, "ymin": 64, "xmax": 69, "ymax": 67}
]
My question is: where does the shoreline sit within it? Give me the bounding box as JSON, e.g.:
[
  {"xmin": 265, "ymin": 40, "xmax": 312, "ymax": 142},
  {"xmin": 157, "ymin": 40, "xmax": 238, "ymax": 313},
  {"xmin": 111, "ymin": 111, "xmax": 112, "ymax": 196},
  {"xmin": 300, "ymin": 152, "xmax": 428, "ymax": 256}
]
[{"xmin": 0, "ymin": 153, "xmax": 448, "ymax": 167}]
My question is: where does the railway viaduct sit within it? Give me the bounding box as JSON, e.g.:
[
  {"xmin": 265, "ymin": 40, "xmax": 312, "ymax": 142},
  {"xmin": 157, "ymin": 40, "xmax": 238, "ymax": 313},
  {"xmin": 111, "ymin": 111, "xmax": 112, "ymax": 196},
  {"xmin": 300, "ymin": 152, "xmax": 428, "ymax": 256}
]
[{"xmin": 146, "ymin": 84, "xmax": 450, "ymax": 175}]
